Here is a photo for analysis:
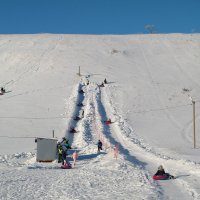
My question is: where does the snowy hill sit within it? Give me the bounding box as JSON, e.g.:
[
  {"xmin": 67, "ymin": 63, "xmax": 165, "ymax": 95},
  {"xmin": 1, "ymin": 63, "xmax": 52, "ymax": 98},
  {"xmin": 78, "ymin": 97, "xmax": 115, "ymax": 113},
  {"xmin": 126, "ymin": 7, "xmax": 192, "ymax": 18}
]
[{"xmin": 1, "ymin": 34, "xmax": 200, "ymax": 199}]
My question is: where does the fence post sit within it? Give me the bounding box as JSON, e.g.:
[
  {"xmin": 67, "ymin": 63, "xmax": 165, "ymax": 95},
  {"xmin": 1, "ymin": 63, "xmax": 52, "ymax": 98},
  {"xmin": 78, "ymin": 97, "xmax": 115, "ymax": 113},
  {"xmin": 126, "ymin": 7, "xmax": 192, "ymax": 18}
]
[{"xmin": 192, "ymin": 100, "xmax": 196, "ymax": 149}]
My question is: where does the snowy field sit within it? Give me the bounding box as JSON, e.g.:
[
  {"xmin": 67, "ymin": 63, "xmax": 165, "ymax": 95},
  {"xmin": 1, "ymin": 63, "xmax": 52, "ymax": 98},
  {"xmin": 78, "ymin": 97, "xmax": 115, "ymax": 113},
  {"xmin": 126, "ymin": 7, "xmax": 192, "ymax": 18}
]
[{"xmin": 0, "ymin": 34, "xmax": 200, "ymax": 199}]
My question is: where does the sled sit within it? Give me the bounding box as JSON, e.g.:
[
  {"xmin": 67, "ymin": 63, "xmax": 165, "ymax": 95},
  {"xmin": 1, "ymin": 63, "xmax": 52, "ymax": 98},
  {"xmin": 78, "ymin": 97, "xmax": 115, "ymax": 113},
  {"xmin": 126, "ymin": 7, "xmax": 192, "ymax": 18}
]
[
  {"xmin": 69, "ymin": 130, "xmax": 78, "ymax": 133},
  {"xmin": 152, "ymin": 175, "xmax": 170, "ymax": 180},
  {"xmin": 61, "ymin": 162, "xmax": 72, "ymax": 169},
  {"xmin": 73, "ymin": 117, "xmax": 81, "ymax": 121},
  {"xmin": 61, "ymin": 165, "xmax": 72, "ymax": 169},
  {"xmin": 105, "ymin": 121, "xmax": 112, "ymax": 125}
]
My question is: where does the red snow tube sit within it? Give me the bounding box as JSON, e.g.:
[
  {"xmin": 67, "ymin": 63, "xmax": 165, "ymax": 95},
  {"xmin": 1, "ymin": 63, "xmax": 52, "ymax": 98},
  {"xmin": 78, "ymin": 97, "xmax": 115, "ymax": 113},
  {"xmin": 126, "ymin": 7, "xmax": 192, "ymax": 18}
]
[
  {"xmin": 105, "ymin": 121, "xmax": 112, "ymax": 125},
  {"xmin": 152, "ymin": 175, "xmax": 169, "ymax": 180}
]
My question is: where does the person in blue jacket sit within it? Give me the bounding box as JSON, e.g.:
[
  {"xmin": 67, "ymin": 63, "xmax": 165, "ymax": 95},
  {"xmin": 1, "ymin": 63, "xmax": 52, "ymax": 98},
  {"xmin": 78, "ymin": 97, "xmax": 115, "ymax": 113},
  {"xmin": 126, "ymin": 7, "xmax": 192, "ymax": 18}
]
[{"xmin": 61, "ymin": 140, "xmax": 72, "ymax": 164}]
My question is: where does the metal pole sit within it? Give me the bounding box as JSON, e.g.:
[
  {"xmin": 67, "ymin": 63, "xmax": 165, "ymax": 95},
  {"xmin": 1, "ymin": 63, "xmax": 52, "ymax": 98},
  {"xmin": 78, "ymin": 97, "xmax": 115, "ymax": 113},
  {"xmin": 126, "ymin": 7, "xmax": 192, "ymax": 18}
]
[
  {"xmin": 192, "ymin": 100, "xmax": 196, "ymax": 149},
  {"xmin": 53, "ymin": 130, "xmax": 54, "ymax": 138},
  {"xmin": 79, "ymin": 66, "xmax": 80, "ymax": 76}
]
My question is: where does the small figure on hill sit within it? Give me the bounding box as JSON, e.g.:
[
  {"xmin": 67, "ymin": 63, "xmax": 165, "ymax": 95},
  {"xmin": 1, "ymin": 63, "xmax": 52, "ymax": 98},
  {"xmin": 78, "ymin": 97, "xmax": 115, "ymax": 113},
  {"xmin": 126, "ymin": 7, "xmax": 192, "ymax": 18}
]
[
  {"xmin": 77, "ymin": 103, "xmax": 84, "ymax": 107},
  {"xmin": 81, "ymin": 110, "xmax": 84, "ymax": 118},
  {"xmin": 74, "ymin": 116, "xmax": 81, "ymax": 121},
  {"xmin": 1, "ymin": 87, "xmax": 5, "ymax": 94},
  {"xmin": 86, "ymin": 79, "xmax": 89, "ymax": 85},
  {"xmin": 97, "ymin": 140, "xmax": 103, "ymax": 153},
  {"xmin": 69, "ymin": 127, "xmax": 77, "ymax": 133},
  {"xmin": 72, "ymin": 151, "xmax": 78, "ymax": 167},
  {"xmin": 104, "ymin": 78, "xmax": 107, "ymax": 84},
  {"xmin": 57, "ymin": 145, "xmax": 63, "ymax": 163},
  {"xmin": 104, "ymin": 118, "xmax": 112, "ymax": 124},
  {"xmin": 154, "ymin": 165, "xmax": 175, "ymax": 179},
  {"xmin": 99, "ymin": 82, "xmax": 105, "ymax": 87},
  {"xmin": 107, "ymin": 118, "xmax": 111, "ymax": 123},
  {"xmin": 79, "ymin": 89, "xmax": 84, "ymax": 94},
  {"xmin": 63, "ymin": 140, "xmax": 71, "ymax": 150},
  {"xmin": 61, "ymin": 149, "xmax": 67, "ymax": 165},
  {"xmin": 155, "ymin": 165, "xmax": 165, "ymax": 176},
  {"xmin": 60, "ymin": 137, "xmax": 68, "ymax": 145},
  {"xmin": 61, "ymin": 140, "xmax": 72, "ymax": 164}
]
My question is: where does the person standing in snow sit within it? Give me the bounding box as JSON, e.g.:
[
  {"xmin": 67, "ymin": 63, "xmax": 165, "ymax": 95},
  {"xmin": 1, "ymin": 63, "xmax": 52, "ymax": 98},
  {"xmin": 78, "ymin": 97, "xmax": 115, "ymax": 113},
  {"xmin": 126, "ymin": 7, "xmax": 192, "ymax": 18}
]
[
  {"xmin": 97, "ymin": 140, "xmax": 103, "ymax": 153},
  {"xmin": 61, "ymin": 140, "xmax": 71, "ymax": 164},
  {"xmin": 72, "ymin": 151, "xmax": 78, "ymax": 167},
  {"xmin": 62, "ymin": 140, "xmax": 71, "ymax": 153},
  {"xmin": 61, "ymin": 149, "xmax": 67, "ymax": 165},
  {"xmin": 57, "ymin": 145, "xmax": 63, "ymax": 163}
]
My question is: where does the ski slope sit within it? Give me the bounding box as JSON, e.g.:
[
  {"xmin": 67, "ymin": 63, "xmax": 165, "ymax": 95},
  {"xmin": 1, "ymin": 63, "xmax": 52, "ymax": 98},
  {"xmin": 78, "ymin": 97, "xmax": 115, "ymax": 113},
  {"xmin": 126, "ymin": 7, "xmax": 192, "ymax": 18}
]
[{"xmin": 0, "ymin": 34, "xmax": 200, "ymax": 199}]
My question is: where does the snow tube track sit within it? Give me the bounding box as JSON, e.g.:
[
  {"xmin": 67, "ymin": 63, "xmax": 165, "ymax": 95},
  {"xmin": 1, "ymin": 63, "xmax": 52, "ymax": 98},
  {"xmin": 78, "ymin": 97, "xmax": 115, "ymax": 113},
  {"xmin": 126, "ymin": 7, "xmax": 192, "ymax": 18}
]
[
  {"xmin": 64, "ymin": 81, "xmax": 85, "ymax": 144},
  {"xmin": 97, "ymin": 83, "xmax": 200, "ymax": 200}
]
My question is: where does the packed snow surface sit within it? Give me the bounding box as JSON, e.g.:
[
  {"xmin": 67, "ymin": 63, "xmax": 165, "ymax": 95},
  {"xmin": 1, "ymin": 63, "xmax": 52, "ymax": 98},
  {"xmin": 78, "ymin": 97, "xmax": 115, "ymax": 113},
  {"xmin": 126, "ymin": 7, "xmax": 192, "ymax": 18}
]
[{"xmin": 0, "ymin": 34, "xmax": 200, "ymax": 199}]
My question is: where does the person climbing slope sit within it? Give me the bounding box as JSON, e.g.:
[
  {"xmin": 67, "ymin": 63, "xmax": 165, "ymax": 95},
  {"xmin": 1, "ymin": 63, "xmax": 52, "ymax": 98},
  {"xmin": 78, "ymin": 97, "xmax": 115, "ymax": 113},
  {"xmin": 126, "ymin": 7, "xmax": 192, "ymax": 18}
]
[{"xmin": 97, "ymin": 140, "xmax": 103, "ymax": 153}]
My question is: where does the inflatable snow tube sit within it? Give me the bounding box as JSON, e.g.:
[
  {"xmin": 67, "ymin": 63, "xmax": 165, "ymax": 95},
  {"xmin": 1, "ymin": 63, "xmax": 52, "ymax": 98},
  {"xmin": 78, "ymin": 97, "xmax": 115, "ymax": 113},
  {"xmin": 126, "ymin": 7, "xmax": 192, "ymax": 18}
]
[
  {"xmin": 105, "ymin": 121, "xmax": 112, "ymax": 125},
  {"xmin": 152, "ymin": 175, "xmax": 169, "ymax": 180}
]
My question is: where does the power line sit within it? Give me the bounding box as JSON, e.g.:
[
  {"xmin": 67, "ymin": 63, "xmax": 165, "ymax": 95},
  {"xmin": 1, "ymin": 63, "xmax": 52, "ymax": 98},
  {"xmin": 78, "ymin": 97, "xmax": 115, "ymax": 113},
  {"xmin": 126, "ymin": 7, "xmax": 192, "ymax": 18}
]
[
  {"xmin": 0, "ymin": 136, "xmax": 36, "ymax": 139},
  {"xmin": 0, "ymin": 102, "xmax": 198, "ymax": 120},
  {"xmin": 0, "ymin": 116, "xmax": 67, "ymax": 120},
  {"xmin": 131, "ymin": 103, "xmax": 192, "ymax": 114}
]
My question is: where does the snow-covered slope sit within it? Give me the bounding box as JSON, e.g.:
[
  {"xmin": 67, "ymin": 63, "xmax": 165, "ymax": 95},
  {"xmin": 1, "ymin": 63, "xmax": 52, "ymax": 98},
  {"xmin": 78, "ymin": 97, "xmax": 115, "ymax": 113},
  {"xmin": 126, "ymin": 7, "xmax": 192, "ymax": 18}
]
[{"xmin": 0, "ymin": 34, "xmax": 200, "ymax": 199}]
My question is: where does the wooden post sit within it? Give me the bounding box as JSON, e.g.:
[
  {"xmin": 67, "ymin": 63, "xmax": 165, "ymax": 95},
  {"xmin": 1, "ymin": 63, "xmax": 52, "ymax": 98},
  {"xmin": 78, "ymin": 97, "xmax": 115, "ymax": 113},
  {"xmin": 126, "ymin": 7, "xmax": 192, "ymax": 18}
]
[
  {"xmin": 52, "ymin": 130, "xmax": 54, "ymax": 138},
  {"xmin": 192, "ymin": 100, "xmax": 196, "ymax": 149}
]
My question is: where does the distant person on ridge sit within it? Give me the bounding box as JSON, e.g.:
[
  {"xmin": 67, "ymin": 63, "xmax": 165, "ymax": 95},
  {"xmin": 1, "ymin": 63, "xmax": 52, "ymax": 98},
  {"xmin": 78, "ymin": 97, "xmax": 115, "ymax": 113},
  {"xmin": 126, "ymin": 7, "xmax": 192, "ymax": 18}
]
[{"xmin": 104, "ymin": 78, "xmax": 107, "ymax": 84}]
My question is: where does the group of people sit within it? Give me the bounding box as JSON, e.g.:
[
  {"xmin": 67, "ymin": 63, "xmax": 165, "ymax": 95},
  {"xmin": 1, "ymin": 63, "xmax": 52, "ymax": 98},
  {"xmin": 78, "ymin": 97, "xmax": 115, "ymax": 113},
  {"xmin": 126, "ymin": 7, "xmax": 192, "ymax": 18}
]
[
  {"xmin": 57, "ymin": 138, "xmax": 174, "ymax": 179},
  {"xmin": 57, "ymin": 137, "xmax": 80, "ymax": 169},
  {"xmin": 57, "ymin": 137, "xmax": 72, "ymax": 165}
]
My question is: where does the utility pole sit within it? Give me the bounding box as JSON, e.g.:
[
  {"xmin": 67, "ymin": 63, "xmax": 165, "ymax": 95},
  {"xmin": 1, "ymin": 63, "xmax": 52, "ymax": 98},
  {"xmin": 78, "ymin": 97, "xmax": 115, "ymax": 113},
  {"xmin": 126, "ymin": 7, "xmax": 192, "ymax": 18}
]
[
  {"xmin": 192, "ymin": 100, "xmax": 196, "ymax": 149},
  {"xmin": 188, "ymin": 95, "xmax": 196, "ymax": 149}
]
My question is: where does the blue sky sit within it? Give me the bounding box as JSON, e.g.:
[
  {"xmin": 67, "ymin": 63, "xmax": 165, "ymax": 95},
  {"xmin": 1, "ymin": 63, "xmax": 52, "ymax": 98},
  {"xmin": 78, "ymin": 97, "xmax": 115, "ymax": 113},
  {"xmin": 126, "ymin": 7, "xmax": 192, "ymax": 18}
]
[{"xmin": 0, "ymin": 0, "xmax": 199, "ymax": 34}]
